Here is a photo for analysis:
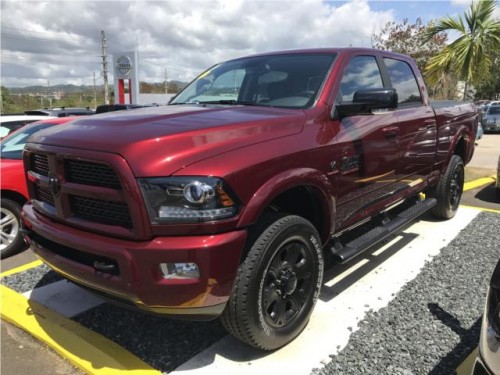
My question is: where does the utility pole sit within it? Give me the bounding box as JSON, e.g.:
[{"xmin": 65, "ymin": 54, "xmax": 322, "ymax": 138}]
[
  {"xmin": 101, "ymin": 30, "xmax": 110, "ymax": 104},
  {"xmin": 93, "ymin": 72, "xmax": 97, "ymax": 109}
]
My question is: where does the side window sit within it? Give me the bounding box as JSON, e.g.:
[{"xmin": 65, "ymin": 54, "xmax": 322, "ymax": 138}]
[
  {"xmin": 339, "ymin": 56, "xmax": 384, "ymax": 102},
  {"xmin": 383, "ymin": 58, "xmax": 422, "ymax": 106}
]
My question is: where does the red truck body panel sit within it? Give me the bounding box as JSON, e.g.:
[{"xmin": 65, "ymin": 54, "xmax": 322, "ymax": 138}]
[{"xmin": 21, "ymin": 48, "xmax": 477, "ymax": 318}]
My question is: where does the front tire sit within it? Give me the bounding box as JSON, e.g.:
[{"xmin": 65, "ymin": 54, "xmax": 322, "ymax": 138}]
[
  {"xmin": 429, "ymin": 155, "xmax": 464, "ymax": 219},
  {"xmin": 1, "ymin": 198, "xmax": 28, "ymax": 259},
  {"xmin": 221, "ymin": 215, "xmax": 323, "ymax": 350}
]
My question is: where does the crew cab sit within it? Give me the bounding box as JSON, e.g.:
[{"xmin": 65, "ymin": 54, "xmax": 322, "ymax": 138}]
[{"xmin": 21, "ymin": 48, "xmax": 477, "ymax": 350}]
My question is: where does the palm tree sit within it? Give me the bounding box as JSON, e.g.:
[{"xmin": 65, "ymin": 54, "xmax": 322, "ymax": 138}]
[{"xmin": 424, "ymin": 0, "xmax": 500, "ymax": 99}]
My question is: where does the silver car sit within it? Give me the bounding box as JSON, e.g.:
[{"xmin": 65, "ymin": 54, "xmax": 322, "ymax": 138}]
[
  {"xmin": 473, "ymin": 257, "xmax": 500, "ymax": 375},
  {"xmin": 483, "ymin": 105, "xmax": 500, "ymax": 133},
  {"xmin": 496, "ymin": 154, "xmax": 500, "ymax": 200}
]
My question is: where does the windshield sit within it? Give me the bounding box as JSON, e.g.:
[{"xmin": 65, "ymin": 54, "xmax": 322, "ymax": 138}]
[
  {"xmin": 170, "ymin": 53, "xmax": 337, "ymax": 109},
  {"xmin": 488, "ymin": 106, "xmax": 500, "ymax": 115},
  {"xmin": 1, "ymin": 122, "xmax": 55, "ymax": 159}
]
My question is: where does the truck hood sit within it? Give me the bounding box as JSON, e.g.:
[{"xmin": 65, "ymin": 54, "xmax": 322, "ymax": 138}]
[{"xmin": 28, "ymin": 104, "xmax": 306, "ymax": 176}]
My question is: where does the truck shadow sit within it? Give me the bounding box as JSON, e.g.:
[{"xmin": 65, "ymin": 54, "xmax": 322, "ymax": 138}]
[{"xmin": 473, "ymin": 182, "xmax": 499, "ymax": 205}]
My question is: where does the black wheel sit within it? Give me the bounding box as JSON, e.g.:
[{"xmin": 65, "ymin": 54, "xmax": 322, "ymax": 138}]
[
  {"xmin": 429, "ymin": 155, "xmax": 464, "ymax": 219},
  {"xmin": 0, "ymin": 198, "xmax": 28, "ymax": 259},
  {"xmin": 496, "ymin": 187, "xmax": 500, "ymax": 201},
  {"xmin": 221, "ymin": 214, "xmax": 323, "ymax": 350}
]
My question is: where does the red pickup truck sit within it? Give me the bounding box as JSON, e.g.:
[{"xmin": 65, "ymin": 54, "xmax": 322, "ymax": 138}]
[{"xmin": 21, "ymin": 48, "xmax": 477, "ymax": 350}]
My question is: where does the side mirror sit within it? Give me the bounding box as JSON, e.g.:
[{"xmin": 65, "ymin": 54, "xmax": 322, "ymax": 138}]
[{"xmin": 335, "ymin": 88, "xmax": 398, "ymax": 119}]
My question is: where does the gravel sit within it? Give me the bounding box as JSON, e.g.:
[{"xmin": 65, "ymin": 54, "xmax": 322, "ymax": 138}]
[
  {"xmin": 312, "ymin": 211, "xmax": 500, "ymax": 375},
  {"xmin": 2, "ymin": 211, "xmax": 499, "ymax": 374}
]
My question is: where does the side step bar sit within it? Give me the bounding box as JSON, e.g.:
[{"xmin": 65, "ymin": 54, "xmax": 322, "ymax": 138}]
[{"xmin": 330, "ymin": 198, "xmax": 437, "ymax": 264}]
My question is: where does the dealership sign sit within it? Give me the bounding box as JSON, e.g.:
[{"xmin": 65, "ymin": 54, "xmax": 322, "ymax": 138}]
[{"xmin": 113, "ymin": 51, "xmax": 139, "ymax": 104}]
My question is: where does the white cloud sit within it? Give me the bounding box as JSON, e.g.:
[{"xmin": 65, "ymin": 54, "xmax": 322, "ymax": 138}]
[{"xmin": 0, "ymin": 0, "xmax": 395, "ymax": 87}]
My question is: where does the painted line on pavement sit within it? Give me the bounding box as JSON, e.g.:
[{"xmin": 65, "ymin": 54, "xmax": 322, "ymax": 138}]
[
  {"xmin": 463, "ymin": 175, "xmax": 496, "ymax": 192},
  {"xmin": 0, "ymin": 284, "xmax": 161, "ymax": 375},
  {"xmin": 1, "ymin": 259, "xmax": 42, "ymax": 277},
  {"xmin": 461, "ymin": 204, "xmax": 500, "ymax": 214}
]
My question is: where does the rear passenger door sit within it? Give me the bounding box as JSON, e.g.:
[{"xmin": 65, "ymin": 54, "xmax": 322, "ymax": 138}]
[
  {"xmin": 382, "ymin": 57, "xmax": 436, "ymax": 183},
  {"xmin": 333, "ymin": 54, "xmax": 401, "ymax": 228}
]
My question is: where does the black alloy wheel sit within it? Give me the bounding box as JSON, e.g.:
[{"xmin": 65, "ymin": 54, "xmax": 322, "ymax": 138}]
[{"xmin": 221, "ymin": 214, "xmax": 324, "ymax": 350}]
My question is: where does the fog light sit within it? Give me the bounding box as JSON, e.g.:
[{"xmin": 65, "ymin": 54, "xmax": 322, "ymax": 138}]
[{"xmin": 160, "ymin": 262, "xmax": 200, "ymax": 279}]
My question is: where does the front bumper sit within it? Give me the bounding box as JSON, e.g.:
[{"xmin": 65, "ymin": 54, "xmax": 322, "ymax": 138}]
[
  {"xmin": 22, "ymin": 202, "xmax": 247, "ymax": 320},
  {"xmin": 484, "ymin": 122, "xmax": 500, "ymax": 132}
]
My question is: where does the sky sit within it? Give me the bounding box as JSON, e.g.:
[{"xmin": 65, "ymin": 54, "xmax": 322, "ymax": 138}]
[{"xmin": 1, "ymin": 0, "xmax": 499, "ymax": 88}]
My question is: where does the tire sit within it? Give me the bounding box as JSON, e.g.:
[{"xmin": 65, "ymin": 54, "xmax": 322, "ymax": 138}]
[
  {"xmin": 429, "ymin": 155, "xmax": 464, "ymax": 219},
  {"xmin": 220, "ymin": 214, "xmax": 324, "ymax": 350},
  {"xmin": 0, "ymin": 198, "xmax": 28, "ymax": 259},
  {"xmin": 496, "ymin": 187, "xmax": 500, "ymax": 201}
]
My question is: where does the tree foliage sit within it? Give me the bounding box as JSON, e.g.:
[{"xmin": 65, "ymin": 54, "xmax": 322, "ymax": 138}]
[
  {"xmin": 423, "ymin": 0, "xmax": 500, "ymax": 99},
  {"xmin": 372, "ymin": 18, "xmax": 447, "ymax": 74}
]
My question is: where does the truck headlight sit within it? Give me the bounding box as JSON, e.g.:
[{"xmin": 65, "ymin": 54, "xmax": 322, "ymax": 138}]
[{"xmin": 138, "ymin": 177, "xmax": 239, "ymax": 224}]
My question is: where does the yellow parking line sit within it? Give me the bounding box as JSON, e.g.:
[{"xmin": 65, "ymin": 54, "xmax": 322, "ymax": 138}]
[
  {"xmin": 1, "ymin": 260, "xmax": 43, "ymax": 278},
  {"xmin": 463, "ymin": 175, "xmax": 496, "ymax": 192},
  {"xmin": 456, "ymin": 348, "xmax": 477, "ymax": 375},
  {"xmin": 1, "ymin": 285, "xmax": 160, "ymax": 375},
  {"xmin": 461, "ymin": 204, "xmax": 500, "ymax": 213}
]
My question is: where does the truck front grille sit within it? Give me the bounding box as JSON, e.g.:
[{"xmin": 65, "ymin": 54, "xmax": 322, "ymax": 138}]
[
  {"xmin": 32, "ymin": 154, "xmax": 49, "ymax": 176},
  {"xmin": 65, "ymin": 160, "xmax": 121, "ymax": 189},
  {"xmin": 34, "ymin": 185, "xmax": 55, "ymax": 206},
  {"xmin": 27, "ymin": 151, "xmax": 135, "ymax": 234},
  {"xmin": 70, "ymin": 196, "xmax": 132, "ymax": 228}
]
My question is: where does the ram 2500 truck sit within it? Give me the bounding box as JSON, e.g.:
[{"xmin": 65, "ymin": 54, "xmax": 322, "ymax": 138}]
[{"xmin": 21, "ymin": 48, "xmax": 477, "ymax": 350}]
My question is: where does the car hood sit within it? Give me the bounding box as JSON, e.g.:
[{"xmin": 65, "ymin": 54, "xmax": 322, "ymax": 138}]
[
  {"xmin": 0, "ymin": 159, "xmax": 25, "ymax": 189},
  {"xmin": 27, "ymin": 104, "xmax": 306, "ymax": 176}
]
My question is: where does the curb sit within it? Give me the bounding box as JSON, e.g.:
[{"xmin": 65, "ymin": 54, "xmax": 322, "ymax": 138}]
[{"xmin": 1, "ymin": 263, "xmax": 160, "ymax": 375}]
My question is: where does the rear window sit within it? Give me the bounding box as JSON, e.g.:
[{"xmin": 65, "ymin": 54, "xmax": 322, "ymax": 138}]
[
  {"xmin": 488, "ymin": 106, "xmax": 500, "ymax": 115},
  {"xmin": 383, "ymin": 58, "xmax": 422, "ymax": 106}
]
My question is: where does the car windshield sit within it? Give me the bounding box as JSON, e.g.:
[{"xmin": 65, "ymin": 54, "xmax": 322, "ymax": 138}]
[
  {"xmin": 170, "ymin": 53, "xmax": 337, "ymax": 109},
  {"xmin": 488, "ymin": 106, "xmax": 500, "ymax": 115},
  {"xmin": 1, "ymin": 122, "xmax": 55, "ymax": 160}
]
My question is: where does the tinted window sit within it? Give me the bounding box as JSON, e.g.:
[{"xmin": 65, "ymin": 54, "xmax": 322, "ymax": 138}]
[
  {"xmin": 171, "ymin": 53, "xmax": 337, "ymax": 109},
  {"xmin": 488, "ymin": 106, "xmax": 500, "ymax": 115},
  {"xmin": 384, "ymin": 58, "xmax": 421, "ymax": 105},
  {"xmin": 339, "ymin": 56, "xmax": 384, "ymax": 102}
]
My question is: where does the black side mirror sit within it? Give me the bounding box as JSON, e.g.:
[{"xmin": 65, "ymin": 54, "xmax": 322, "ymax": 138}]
[{"xmin": 335, "ymin": 88, "xmax": 398, "ymax": 119}]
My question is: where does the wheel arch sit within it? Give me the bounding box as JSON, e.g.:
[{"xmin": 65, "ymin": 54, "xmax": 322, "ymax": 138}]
[
  {"xmin": 237, "ymin": 168, "xmax": 333, "ymax": 244},
  {"xmin": 1, "ymin": 190, "xmax": 28, "ymax": 207}
]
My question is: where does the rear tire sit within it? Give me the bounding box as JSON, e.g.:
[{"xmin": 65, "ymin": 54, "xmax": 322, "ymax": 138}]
[
  {"xmin": 429, "ymin": 155, "xmax": 464, "ymax": 219},
  {"xmin": 1, "ymin": 198, "xmax": 28, "ymax": 259},
  {"xmin": 220, "ymin": 214, "xmax": 323, "ymax": 350}
]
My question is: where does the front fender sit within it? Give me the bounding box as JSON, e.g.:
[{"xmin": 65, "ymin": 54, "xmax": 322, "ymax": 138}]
[{"xmin": 237, "ymin": 168, "xmax": 334, "ymax": 237}]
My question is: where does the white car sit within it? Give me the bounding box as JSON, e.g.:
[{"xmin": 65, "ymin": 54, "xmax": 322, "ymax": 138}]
[{"xmin": 0, "ymin": 115, "xmax": 56, "ymax": 138}]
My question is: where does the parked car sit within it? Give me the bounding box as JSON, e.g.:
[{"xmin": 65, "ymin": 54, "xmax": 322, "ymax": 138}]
[
  {"xmin": 21, "ymin": 48, "xmax": 477, "ymax": 350},
  {"xmin": 483, "ymin": 105, "xmax": 500, "ymax": 133},
  {"xmin": 496, "ymin": 154, "xmax": 500, "ymax": 200},
  {"xmin": 0, "ymin": 117, "xmax": 76, "ymax": 258},
  {"xmin": 25, "ymin": 107, "xmax": 95, "ymax": 117},
  {"xmin": 473, "ymin": 257, "xmax": 500, "ymax": 375},
  {"xmin": 95, "ymin": 104, "xmax": 158, "ymax": 114},
  {"xmin": 0, "ymin": 115, "xmax": 55, "ymax": 138}
]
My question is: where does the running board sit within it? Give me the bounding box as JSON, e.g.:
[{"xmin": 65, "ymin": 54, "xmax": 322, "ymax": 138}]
[{"xmin": 330, "ymin": 198, "xmax": 437, "ymax": 264}]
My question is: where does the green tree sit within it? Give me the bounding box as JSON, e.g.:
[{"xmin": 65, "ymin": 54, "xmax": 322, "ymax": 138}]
[
  {"xmin": 424, "ymin": 0, "xmax": 500, "ymax": 99},
  {"xmin": 372, "ymin": 18, "xmax": 447, "ymax": 74}
]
